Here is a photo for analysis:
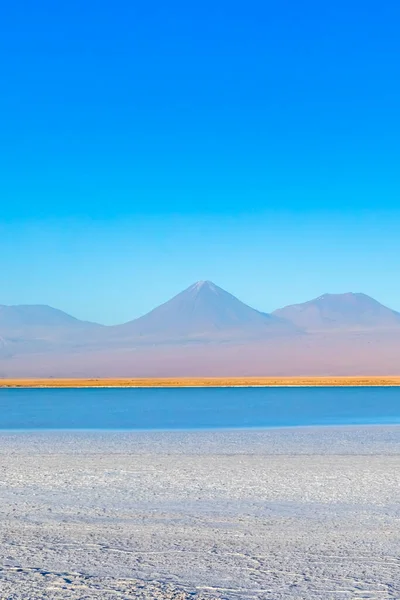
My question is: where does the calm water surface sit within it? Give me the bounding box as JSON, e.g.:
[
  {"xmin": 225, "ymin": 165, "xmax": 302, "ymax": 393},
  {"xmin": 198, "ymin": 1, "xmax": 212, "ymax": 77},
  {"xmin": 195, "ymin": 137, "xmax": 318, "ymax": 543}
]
[{"xmin": 0, "ymin": 387, "xmax": 400, "ymax": 430}]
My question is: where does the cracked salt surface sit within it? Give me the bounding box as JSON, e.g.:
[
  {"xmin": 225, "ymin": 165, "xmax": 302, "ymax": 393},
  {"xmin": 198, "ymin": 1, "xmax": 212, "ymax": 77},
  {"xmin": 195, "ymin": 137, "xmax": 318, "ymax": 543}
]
[{"xmin": 0, "ymin": 426, "xmax": 399, "ymax": 599}]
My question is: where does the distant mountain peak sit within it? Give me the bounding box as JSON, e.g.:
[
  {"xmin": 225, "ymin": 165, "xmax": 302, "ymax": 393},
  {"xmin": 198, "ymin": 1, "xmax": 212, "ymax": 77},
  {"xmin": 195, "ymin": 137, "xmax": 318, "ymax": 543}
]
[
  {"xmin": 273, "ymin": 292, "xmax": 400, "ymax": 331},
  {"xmin": 115, "ymin": 281, "xmax": 299, "ymax": 342},
  {"xmin": 315, "ymin": 292, "xmax": 364, "ymax": 301},
  {"xmin": 189, "ymin": 280, "xmax": 216, "ymax": 291},
  {"xmin": 316, "ymin": 292, "xmax": 350, "ymax": 300},
  {"xmin": 0, "ymin": 304, "xmax": 101, "ymax": 329},
  {"xmin": 184, "ymin": 281, "xmax": 234, "ymax": 303}
]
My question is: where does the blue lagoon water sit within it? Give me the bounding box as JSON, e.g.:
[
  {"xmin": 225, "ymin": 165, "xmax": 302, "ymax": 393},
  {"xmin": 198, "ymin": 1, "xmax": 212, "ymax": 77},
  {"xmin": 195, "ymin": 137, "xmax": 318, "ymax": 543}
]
[{"xmin": 1, "ymin": 387, "xmax": 400, "ymax": 430}]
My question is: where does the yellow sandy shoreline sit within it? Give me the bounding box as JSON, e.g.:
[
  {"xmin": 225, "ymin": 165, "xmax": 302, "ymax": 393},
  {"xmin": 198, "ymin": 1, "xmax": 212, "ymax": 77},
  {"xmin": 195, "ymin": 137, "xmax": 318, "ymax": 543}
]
[{"xmin": 1, "ymin": 377, "xmax": 400, "ymax": 388}]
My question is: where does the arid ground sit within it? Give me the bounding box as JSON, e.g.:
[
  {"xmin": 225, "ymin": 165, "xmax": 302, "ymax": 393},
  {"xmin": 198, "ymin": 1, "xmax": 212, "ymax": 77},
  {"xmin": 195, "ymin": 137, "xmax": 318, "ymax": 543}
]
[
  {"xmin": 0, "ymin": 427, "xmax": 399, "ymax": 599},
  {"xmin": 2, "ymin": 376, "xmax": 400, "ymax": 387}
]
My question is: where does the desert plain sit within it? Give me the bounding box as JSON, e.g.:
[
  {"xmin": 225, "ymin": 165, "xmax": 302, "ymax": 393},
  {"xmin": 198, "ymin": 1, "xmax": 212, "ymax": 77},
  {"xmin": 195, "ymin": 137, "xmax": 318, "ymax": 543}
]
[
  {"xmin": 0, "ymin": 426, "xmax": 399, "ymax": 599},
  {"xmin": 2, "ymin": 376, "xmax": 400, "ymax": 387}
]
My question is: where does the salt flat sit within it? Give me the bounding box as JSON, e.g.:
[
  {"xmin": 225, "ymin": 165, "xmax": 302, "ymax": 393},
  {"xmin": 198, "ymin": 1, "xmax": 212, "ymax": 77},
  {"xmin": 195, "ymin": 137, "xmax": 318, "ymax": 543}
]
[{"xmin": 0, "ymin": 427, "xmax": 399, "ymax": 599}]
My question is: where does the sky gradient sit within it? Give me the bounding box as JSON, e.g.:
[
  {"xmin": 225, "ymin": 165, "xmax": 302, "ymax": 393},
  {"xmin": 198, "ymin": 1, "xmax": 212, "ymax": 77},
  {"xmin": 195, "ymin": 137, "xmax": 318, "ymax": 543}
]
[{"xmin": 1, "ymin": 0, "xmax": 400, "ymax": 323}]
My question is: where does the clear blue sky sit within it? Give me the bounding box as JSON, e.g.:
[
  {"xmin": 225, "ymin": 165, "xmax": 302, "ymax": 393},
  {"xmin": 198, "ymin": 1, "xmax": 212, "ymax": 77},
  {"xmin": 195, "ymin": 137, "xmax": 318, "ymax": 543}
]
[{"xmin": 1, "ymin": 0, "xmax": 400, "ymax": 324}]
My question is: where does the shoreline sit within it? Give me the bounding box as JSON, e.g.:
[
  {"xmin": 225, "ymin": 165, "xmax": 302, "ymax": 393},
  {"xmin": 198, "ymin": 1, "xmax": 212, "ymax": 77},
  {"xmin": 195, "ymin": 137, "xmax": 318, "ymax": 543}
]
[
  {"xmin": 1, "ymin": 422, "xmax": 400, "ymax": 434},
  {"xmin": 1, "ymin": 376, "xmax": 400, "ymax": 388}
]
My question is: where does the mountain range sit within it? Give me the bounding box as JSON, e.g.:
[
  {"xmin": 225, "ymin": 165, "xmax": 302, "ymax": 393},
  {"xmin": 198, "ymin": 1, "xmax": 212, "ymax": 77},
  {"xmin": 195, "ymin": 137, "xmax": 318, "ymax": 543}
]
[{"xmin": 1, "ymin": 281, "xmax": 400, "ymax": 376}]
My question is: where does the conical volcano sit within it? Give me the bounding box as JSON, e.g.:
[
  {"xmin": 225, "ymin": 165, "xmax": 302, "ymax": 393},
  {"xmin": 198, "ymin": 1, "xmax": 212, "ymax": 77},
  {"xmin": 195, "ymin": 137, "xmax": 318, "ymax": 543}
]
[{"xmin": 115, "ymin": 281, "xmax": 299, "ymax": 342}]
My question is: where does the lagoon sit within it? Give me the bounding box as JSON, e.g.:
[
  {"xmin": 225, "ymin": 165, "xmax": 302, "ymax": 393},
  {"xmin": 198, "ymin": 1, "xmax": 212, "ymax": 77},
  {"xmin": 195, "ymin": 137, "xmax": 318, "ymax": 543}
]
[{"xmin": 1, "ymin": 386, "xmax": 400, "ymax": 429}]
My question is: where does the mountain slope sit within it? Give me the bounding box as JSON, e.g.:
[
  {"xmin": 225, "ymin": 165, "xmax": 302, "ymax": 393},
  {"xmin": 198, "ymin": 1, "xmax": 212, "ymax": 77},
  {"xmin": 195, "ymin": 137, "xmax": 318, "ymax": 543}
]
[
  {"xmin": 0, "ymin": 304, "xmax": 103, "ymax": 358},
  {"xmin": 273, "ymin": 293, "xmax": 400, "ymax": 331},
  {"xmin": 113, "ymin": 281, "xmax": 299, "ymax": 342},
  {"xmin": 0, "ymin": 304, "xmax": 98, "ymax": 330}
]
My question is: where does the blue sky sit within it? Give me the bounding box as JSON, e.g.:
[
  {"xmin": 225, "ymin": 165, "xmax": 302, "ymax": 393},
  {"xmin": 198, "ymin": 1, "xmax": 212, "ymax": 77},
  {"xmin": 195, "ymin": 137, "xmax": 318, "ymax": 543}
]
[{"xmin": 1, "ymin": 0, "xmax": 400, "ymax": 324}]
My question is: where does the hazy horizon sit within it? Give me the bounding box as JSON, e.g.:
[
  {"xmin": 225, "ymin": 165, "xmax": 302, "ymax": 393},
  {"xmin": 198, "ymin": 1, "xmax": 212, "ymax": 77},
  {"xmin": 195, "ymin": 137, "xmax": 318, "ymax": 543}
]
[{"xmin": 2, "ymin": 282, "xmax": 400, "ymax": 326}]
